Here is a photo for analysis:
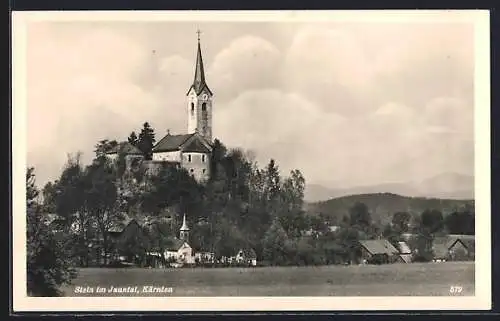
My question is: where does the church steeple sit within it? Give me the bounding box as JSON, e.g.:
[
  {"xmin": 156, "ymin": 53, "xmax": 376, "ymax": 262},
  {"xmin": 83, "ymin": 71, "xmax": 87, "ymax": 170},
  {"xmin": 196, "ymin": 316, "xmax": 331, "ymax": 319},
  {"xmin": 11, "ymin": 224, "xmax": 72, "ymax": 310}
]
[
  {"xmin": 179, "ymin": 213, "xmax": 190, "ymax": 242},
  {"xmin": 187, "ymin": 30, "xmax": 212, "ymax": 96},
  {"xmin": 187, "ymin": 29, "xmax": 213, "ymax": 142}
]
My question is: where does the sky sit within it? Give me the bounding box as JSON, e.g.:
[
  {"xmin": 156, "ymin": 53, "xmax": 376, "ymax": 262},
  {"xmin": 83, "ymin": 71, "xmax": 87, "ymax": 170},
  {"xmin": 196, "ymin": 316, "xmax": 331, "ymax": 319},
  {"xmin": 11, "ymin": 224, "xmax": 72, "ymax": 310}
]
[{"xmin": 25, "ymin": 16, "xmax": 475, "ymax": 189}]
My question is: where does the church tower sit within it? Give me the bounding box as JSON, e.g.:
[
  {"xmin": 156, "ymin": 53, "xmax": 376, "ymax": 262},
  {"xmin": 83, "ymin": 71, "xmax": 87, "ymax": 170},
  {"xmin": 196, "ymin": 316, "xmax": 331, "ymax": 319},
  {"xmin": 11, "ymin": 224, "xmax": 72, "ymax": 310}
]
[
  {"xmin": 187, "ymin": 30, "xmax": 213, "ymax": 142},
  {"xmin": 179, "ymin": 213, "xmax": 190, "ymax": 242}
]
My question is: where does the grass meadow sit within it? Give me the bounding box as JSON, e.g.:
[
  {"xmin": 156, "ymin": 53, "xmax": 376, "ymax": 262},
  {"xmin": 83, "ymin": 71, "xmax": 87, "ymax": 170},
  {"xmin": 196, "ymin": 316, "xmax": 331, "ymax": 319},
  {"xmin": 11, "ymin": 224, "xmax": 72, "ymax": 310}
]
[{"xmin": 60, "ymin": 261, "xmax": 474, "ymax": 297}]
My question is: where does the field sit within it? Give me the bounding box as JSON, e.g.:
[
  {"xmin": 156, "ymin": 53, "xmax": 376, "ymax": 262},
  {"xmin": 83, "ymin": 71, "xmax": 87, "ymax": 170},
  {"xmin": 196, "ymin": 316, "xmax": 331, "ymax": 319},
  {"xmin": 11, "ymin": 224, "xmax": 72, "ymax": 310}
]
[{"xmin": 60, "ymin": 261, "xmax": 474, "ymax": 297}]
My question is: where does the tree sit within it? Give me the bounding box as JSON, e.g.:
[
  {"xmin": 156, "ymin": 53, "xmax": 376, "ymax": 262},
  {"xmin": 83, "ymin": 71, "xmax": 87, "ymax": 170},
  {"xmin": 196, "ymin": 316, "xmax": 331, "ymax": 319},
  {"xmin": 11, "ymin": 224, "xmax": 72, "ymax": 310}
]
[
  {"xmin": 41, "ymin": 181, "xmax": 57, "ymax": 213},
  {"xmin": 413, "ymin": 230, "xmax": 434, "ymax": 262},
  {"xmin": 264, "ymin": 159, "xmax": 281, "ymax": 203},
  {"xmin": 83, "ymin": 157, "xmax": 122, "ymax": 266},
  {"xmin": 421, "ymin": 209, "xmax": 444, "ymax": 233},
  {"xmin": 444, "ymin": 206, "xmax": 475, "ymax": 235},
  {"xmin": 383, "ymin": 223, "xmax": 402, "ymax": 249},
  {"xmin": 26, "ymin": 167, "xmax": 77, "ymax": 296},
  {"xmin": 127, "ymin": 131, "xmax": 138, "ymax": 146},
  {"xmin": 137, "ymin": 122, "xmax": 156, "ymax": 160},
  {"xmin": 279, "ymin": 170, "xmax": 307, "ymax": 237},
  {"xmin": 392, "ymin": 211, "xmax": 411, "ymax": 233},
  {"xmin": 349, "ymin": 202, "xmax": 372, "ymax": 231},
  {"xmin": 338, "ymin": 226, "xmax": 361, "ymax": 264},
  {"xmin": 209, "ymin": 139, "xmax": 227, "ymax": 181},
  {"xmin": 52, "ymin": 154, "xmax": 91, "ymax": 266},
  {"xmin": 94, "ymin": 140, "xmax": 118, "ymax": 158},
  {"xmin": 261, "ymin": 218, "xmax": 292, "ymax": 265}
]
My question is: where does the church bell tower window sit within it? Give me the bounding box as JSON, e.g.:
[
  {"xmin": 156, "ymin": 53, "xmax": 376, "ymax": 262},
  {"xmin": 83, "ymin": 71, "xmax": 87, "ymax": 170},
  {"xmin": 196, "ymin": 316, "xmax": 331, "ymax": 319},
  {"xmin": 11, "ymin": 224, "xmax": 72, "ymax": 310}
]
[{"xmin": 202, "ymin": 103, "xmax": 207, "ymax": 112}]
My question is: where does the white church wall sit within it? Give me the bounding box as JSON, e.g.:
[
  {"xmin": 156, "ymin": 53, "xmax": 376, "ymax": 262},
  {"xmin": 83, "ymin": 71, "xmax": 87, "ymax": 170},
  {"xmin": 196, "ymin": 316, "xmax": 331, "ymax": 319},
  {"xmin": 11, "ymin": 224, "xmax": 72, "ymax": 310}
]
[
  {"xmin": 181, "ymin": 152, "xmax": 210, "ymax": 182},
  {"xmin": 153, "ymin": 151, "xmax": 182, "ymax": 162}
]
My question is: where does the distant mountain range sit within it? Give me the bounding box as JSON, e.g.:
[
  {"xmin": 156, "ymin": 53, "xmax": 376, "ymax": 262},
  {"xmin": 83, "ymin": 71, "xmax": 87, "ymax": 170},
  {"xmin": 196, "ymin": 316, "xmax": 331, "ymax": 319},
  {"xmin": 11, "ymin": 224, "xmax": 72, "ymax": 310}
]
[
  {"xmin": 304, "ymin": 172, "xmax": 474, "ymax": 203},
  {"xmin": 305, "ymin": 192, "xmax": 474, "ymax": 226}
]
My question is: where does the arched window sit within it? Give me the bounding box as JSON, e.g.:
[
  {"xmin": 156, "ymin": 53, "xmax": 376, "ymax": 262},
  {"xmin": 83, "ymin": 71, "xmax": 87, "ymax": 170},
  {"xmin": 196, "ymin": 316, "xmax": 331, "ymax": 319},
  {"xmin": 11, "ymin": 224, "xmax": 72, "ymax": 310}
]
[
  {"xmin": 191, "ymin": 102, "xmax": 195, "ymax": 113},
  {"xmin": 188, "ymin": 154, "xmax": 192, "ymax": 162},
  {"xmin": 202, "ymin": 103, "xmax": 207, "ymax": 111}
]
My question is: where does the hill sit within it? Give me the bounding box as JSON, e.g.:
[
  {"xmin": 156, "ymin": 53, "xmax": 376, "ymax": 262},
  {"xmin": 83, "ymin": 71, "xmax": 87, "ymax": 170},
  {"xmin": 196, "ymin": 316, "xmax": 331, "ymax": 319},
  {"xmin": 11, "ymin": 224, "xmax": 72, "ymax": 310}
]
[
  {"xmin": 304, "ymin": 172, "xmax": 474, "ymax": 202},
  {"xmin": 304, "ymin": 193, "xmax": 474, "ymax": 225}
]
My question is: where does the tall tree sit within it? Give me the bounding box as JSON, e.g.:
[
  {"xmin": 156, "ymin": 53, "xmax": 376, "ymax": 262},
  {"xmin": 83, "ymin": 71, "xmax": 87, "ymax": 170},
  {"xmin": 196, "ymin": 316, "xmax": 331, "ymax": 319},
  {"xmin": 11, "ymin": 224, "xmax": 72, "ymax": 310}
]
[
  {"xmin": 261, "ymin": 218, "xmax": 292, "ymax": 265},
  {"xmin": 209, "ymin": 139, "xmax": 227, "ymax": 181},
  {"xmin": 444, "ymin": 207, "xmax": 475, "ymax": 235},
  {"xmin": 421, "ymin": 209, "xmax": 444, "ymax": 233},
  {"xmin": 349, "ymin": 202, "xmax": 372, "ymax": 231},
  {"xmin": 392, "ymin": 211, "xmax": 411, "ymax": 233},
  {"xmin": 137, "ymin": 122, "xmax": 156, "ymax": 160},
  {"xmin": 53, "ymin": 154, "xmax": 91, "ymax": 266},
  {"xmin": 26, "ymin": 167, "xmax": 76, "ymax": 296},
  {"xmin": 83, "ymin": 157, "xmax": 121, "ymax": 265},
  {"xmin": 127, "ymin": 131, "xmax": 138, "ymax": 146},
  {"xmin": 41, "ymin": 181, "xmax": 58, "ymax": 213},
  {"xmin": 279, "ymin": 169, "xmax": 307, "ymax": 237},
  {"xmin": 94, "ymin": 140, "xmax": 118, "ymax": 158},
  {"xmin": 413, "ymin": 230, "xmax": 434, "ymax": 262}
]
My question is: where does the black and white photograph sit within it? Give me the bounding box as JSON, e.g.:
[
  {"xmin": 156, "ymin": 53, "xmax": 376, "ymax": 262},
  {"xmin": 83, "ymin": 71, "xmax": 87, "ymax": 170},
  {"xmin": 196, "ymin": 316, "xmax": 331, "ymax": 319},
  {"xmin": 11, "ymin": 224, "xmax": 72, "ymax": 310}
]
[{"xmin": 12, "ymin": 10, "xmax": 490, "ymax": 311}]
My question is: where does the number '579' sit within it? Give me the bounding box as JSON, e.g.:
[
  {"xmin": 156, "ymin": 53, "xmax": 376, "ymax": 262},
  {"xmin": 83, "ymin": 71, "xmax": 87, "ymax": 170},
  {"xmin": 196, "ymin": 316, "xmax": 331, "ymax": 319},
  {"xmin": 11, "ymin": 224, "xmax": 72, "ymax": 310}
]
[{"xmin": 450, "ymin": 286, "xmax": 463, "ymax": 294}]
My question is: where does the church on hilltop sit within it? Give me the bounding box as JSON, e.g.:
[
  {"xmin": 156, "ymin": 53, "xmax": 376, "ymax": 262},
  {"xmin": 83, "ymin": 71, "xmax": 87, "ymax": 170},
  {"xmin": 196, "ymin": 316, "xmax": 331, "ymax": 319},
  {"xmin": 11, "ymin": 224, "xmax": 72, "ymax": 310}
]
[{"xmin": 106, "ymin": 32, "xmax": 214, "ymax": 183}]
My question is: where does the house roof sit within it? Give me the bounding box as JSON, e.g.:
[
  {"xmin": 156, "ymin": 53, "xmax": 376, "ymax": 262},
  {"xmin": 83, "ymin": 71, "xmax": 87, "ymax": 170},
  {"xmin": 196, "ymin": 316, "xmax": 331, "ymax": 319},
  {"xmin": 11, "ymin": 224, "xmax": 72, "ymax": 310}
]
[
  {"xmin": 432, "ymin": 236, "xmax": 455, "ymax": 258},
  {"xmin": 43, "ymin": 213, "xmax": 64, "ymax": 225},
  {"xmin": 399, "ymin": 254, "xmax": 413, "ymax": 263},
  {"xmin": 182, "ymin": 137, "xmax": 212, "ymax": 153},
  {"xmin": 108, "ymin": 214, "xmax": 137, "ymax": 233},
  {"xmin": 237, "ymin": 248, "xmax": 257, "ymax": 259},
  {"xmin": 153, "ymin": 134, "xmax": 194, "ymax": 152},
  {"xmin": 359, "ymin": 239, "xmax": 399, "ymax": 255},
  {"xmin": 397, "ymin": 241, "xmax": 412, "ymax": 254},
  {"xmin": 165, "ymin": 238, "xmax": 189, "ymax": 251},
  {"xmin": 153, "ymin": 133, "xmax": 212, "ymax": 153},
  {"xmin": 106, "ymin": 141, "xmax": 143, "ymax": 155},
  {"xmin": 460, "ymin": 239, "xmax": 475, "ymax": 253}
]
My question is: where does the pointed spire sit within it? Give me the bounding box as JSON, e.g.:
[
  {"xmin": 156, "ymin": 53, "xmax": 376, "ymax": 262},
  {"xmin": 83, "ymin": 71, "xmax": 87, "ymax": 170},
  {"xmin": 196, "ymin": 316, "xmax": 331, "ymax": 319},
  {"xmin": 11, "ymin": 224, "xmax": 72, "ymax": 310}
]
[
  {"xmin": 180, "ymin": 213, "xmax": 189, "ymax": 231},
  {"xmin": 187, "ymin": 29, "xmax": 212, "ymax": 96}
]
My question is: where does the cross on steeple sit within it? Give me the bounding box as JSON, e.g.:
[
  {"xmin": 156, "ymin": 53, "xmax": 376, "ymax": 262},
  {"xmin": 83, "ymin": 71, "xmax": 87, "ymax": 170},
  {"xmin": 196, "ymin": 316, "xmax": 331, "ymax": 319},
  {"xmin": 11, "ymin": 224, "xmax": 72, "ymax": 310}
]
[{"xmin": 196, "ymin": 29, "xmax": 202, "ymax": 42}]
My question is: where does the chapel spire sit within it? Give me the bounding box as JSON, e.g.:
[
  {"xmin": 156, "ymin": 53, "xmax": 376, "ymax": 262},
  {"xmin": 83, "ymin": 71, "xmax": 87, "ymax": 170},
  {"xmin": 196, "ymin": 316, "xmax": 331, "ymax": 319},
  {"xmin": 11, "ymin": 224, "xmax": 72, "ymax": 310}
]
[
  {"xmin": 188, "ymin": 29, "xmax": 212, "ymax": 96},
  {"xmin": 179, "ymin": 213, "xmax": 190, "ymax": 242}
]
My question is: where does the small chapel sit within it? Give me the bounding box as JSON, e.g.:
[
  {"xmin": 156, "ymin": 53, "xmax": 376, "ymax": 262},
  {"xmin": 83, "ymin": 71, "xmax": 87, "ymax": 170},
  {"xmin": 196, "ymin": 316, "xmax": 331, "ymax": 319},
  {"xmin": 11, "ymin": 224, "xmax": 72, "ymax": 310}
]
[{"xmin": 163, "ymin": 213, "xmax": 195, "ymax": 264}]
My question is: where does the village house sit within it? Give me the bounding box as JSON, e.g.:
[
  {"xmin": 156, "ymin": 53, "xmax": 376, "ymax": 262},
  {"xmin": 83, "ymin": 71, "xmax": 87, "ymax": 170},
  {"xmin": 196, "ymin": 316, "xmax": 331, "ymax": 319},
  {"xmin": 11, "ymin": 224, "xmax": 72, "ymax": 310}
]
[
  {"xmin": 358, "ymin": 239, "xmax": 400, "ymax": 264},
  {"xmin": 42, "ymin": 213, "xmax": 66, "ymax": 234},
  {"xmin": 105, "ymin": 141, "xmax": 144, "ymax": 165},
  {"xmin": 107, "ymin": 215, "xmax": 145, "ymax": 263},
  {"xmin": 235, "ymin": 248, "xmax": 258, "ymax": 266},
  {"xmin": 432, "ymin": 235, "xmax": 475, "ymax": 262},
  {"xmin": 194, "ymin": 251, "xmax": 215, "ymax": 264}
]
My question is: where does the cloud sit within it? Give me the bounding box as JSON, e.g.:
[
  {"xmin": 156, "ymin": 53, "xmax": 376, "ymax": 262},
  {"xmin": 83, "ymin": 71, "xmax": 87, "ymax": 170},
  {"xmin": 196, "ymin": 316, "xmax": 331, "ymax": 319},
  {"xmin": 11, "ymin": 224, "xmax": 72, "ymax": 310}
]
[
  {"xmin": 424, "ymin": 97, "xmax": 473, "ymax": 135},
  {"xmin": 214, "ymin": 89, "xmax": 346, "ymax": 180},
  {"xmin": 208, "ymin": 35, "xmax": 282, "ymax": 103},
  {"xmin": 26, "ymin": 24, "xmax": 158, "ymax": 183},
  {"xmin": 283, "ymin": 26, "xmax": 375, "ymax": 116}
]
